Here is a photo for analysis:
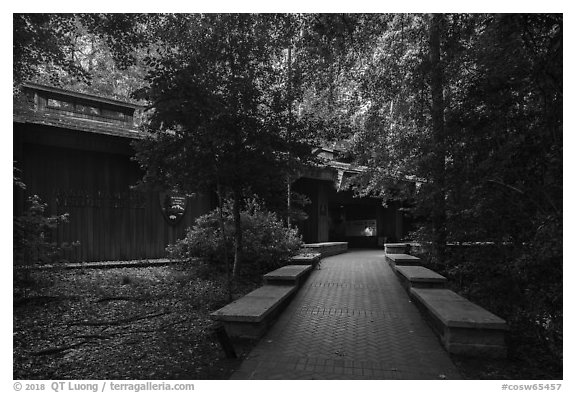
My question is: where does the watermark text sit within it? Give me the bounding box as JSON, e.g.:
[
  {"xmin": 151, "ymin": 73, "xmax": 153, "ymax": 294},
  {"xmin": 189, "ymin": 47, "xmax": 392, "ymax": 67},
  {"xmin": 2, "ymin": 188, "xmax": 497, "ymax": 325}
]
[
  {"xmin": 13, "ymin": 381, "xmax": 194, "ymax": 393},
  {"xmin": 502, "ymin": 384, "xmax": 562, "ymax": 391}
]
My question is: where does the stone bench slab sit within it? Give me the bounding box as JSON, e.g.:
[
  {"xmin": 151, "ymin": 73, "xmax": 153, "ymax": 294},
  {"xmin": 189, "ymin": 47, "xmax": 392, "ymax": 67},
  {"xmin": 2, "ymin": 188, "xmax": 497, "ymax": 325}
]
[
  {"xmin": 410, "ymin": 288, "xmax": 507, "ymax": 329},
  {"xmin": 210, "ymin": 285, "xmax": 296, "ymax": 323},
  {"xmin": 384, "ymin": 243, "xmax": 409, "ymax": 254},
  {"xmin": 395, "ymin": 266, "xmax": 447, "ymax": 289},
  {"xmin": 305, "ymin": 242, "xmax": 348, "ymax": 247},
  {"xmin": 410, "ymin": 288, "xmax": 508, "ymax": 358},
  {"xmin": 289, "ymin": 253, "xmax": 321, "ymax": 267},
  {"xmin": 385, "ymin": 253, "xmax": 421, "ymax": 266},
  {"xmin": 303, "ymin": 242, "xmax": 348, "ymax": 258},
  {"xmin": 396, "ymin": 265, "xmax": 446, "ymax": 282},
  {"xmin": 263, "ymin": 265, "xmax": 312, "ymax": 285}
]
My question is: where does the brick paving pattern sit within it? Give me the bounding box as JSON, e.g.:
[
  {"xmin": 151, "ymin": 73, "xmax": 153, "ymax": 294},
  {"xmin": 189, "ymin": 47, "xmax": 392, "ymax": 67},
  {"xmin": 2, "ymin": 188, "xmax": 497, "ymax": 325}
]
[{"xmin": 231, "ymin": 250, "xmax": 461, "ymax": 379}]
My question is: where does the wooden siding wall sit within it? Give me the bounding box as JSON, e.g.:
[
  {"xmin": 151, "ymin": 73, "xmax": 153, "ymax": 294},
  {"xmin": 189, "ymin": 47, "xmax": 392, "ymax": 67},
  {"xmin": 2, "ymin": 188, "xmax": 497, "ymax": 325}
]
[
  {"xmin": 292, "ymin": 178, "xmax": 319, "ymax": 243},
  {"xmin": 15, "ymin": 140, "xmax": 211, "ymax": 262}
]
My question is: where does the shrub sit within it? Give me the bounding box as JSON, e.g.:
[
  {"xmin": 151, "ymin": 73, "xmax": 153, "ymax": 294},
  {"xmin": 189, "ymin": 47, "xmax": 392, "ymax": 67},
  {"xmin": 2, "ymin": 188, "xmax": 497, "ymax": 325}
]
[
  {"xmin": 167, "ymin": 198, "xmax": 304, "ymax": 277},
  {"xmin": 416, "ymin": 240, "xmax": 561, "ymax": 373},
  {"xmin": 409, "ymin": 209, "xmax": 562, "ymax": 375},
  {"xmin": 14, "ymin": 194, "xmax": 79, "ymax": 268}
]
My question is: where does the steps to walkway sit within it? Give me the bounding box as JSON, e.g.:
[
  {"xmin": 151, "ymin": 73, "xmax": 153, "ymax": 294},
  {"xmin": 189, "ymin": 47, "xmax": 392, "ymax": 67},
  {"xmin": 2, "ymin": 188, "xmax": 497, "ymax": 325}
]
[
  {"xmin": 410, "ymin": 288, "xmax": 508, "ymax": 358},
  {"xmin": 394, "ymin": 265, "xmax": 447, "ymax": 290},
  {"xmin": 211, "ymin": 285, "xmax": 297, "ymax": 339},
  {"xmin": 263, "ymin": 265, "xmax": 312, "ymax": 287},
  {"xmin": 385, "ymin": 253, "xmax": 421, "ymax": 267},
  {"xmin": 303, "ymin": 242, "xmax": 348, "ymax": 258}
]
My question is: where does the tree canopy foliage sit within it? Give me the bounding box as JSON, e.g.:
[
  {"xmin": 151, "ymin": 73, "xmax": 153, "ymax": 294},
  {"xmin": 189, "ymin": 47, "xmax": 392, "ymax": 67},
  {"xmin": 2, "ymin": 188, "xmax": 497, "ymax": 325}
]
[
  {"xmin": 299, "ymin": 14, "xmax": 562, "ymax": 255},
  {"xmin": 13, "ymin": 13, "xmax": 150, "ymax": 99},
  {"xmin": 300, "ymin": 13, "xmax": 562, "ymax": 366}
]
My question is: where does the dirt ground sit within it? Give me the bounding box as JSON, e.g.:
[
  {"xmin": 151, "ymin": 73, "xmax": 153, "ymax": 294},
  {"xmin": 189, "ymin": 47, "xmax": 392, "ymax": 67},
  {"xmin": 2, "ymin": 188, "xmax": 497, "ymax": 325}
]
[{"xmin": 13, "ymin": 264, "xmax": 256, "ymax": 380}]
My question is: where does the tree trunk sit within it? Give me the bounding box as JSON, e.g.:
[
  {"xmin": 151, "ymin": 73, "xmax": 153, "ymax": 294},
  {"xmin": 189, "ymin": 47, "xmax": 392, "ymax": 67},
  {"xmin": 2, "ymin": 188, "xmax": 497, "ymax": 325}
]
[
  {"xmin": 286, "ymin": 46, "xmax": 293, "ymax": 227},
  {"xmin": 286, "ymin": 176, "xmax": 292, "ymax": 227},
  {"xmin": 216, "ymin": 182, "xmax": 232, "ymax": 302},
  {"xmin": 429, "ymin": 13, "xmax": 447, "ymax": 262},
  {"xmin": 231, "ymin": 187, "xmax": 243, "ymax": 278}
]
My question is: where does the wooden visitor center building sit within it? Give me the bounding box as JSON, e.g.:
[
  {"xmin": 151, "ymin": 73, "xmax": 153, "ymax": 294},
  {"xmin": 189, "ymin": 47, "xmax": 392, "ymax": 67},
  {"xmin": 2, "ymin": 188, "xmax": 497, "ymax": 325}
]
[{"xmin": 14, "ymin": 83, "xmax": 411, "ymax": 262}]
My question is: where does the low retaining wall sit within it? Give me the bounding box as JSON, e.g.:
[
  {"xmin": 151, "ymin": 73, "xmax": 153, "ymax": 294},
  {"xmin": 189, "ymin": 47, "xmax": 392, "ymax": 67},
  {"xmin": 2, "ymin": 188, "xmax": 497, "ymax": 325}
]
[
  {"xmin": 303, "ymin": 242, "xmax": 348, "ymax": 258},
  {"xmin": 14, "ymin": 258, "xmax": 185, "ymax": 270}
]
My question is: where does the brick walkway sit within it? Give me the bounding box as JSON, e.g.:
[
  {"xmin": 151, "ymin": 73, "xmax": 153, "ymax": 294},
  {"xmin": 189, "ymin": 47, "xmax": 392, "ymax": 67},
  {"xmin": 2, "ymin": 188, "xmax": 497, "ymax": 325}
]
[{"xmin": 231, "ymin": 250, "xmax": 461, "ymax": 379}]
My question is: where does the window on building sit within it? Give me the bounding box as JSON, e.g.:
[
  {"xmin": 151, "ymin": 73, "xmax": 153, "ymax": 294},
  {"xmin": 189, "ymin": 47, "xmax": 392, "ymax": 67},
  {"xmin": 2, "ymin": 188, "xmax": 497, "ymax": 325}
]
[
  {"xmin": 76, "ymin": 104, "xmax": 101, "ymax": 115},
  {"xmin": 101, "ymin": 108, "xmax": 125, "ymax": 120},
  {"xmin": 43, "ymin": 94, "xmax": 132, "ymax": 125},
  {"xmin": 47, "ymin": 98, "xmax": 74, "ymax": 110}
]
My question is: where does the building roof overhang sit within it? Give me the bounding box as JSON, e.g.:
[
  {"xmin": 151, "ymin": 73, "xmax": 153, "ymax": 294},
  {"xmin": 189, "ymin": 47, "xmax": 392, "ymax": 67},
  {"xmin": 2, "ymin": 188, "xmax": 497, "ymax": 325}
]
[{"xmin": 13, "ymin": 111, "xmax": 143, "ymax": 140}]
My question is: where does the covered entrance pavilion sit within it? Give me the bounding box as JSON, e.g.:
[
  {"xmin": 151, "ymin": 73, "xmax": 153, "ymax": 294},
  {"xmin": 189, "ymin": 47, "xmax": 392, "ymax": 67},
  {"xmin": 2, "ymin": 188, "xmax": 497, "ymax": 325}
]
[{"xmin": 292, "ymin": 156, "xmax": 410, "ymax": 248}]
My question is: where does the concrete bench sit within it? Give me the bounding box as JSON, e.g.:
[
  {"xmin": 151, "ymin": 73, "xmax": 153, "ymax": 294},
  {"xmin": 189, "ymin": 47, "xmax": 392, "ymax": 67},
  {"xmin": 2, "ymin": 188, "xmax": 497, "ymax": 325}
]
[
  {"xmin": 303, "ymin": 242, "xmax": 348, "ymax": 258},
  {"xmin": 410, "ymin": 288, "xmax": 508, "ymax": 358},
  {"xmin": 395, "ymin": 265, "xmax": 447, "ymax": 289},
  {"xmin": 210, "ymin": 285, "xmax": 296, "ymax": 339},
  {"xmin": 263, "ymin": 264, "xmax": 312, "ymax": 287},
  {"xmin": 385, "ymin": 253, "xmax": 421, "ymax": 267},
  {"xmin": 289, "ymin": 253, "xmax": 321, "ymax": 267},
  {"xmin": 384, "ymin": 243, "xmax": 409, "ymax": 255}
]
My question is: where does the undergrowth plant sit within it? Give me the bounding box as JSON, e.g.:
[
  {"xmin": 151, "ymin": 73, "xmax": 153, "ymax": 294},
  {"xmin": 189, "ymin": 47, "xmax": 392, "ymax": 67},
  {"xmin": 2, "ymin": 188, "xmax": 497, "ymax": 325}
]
[{"xmin": 167, "ymin": 198, "xmax": 303, "ymax": 279}]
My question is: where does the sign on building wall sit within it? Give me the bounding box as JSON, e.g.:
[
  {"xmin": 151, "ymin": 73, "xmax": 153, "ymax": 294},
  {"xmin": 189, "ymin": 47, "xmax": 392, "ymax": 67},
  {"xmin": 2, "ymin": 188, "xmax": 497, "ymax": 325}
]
[
  {"xmin": 55, "ymin": 190, "xmax": 146, "ymax": 209},
  {"xmin": 345, "ymin": 219, "xmax": 377, "ymax": 237}
]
